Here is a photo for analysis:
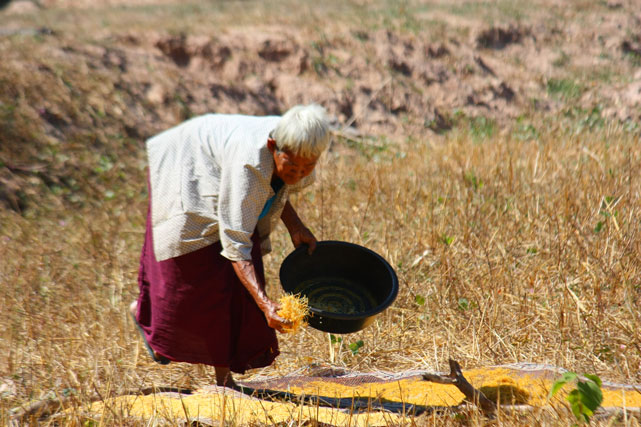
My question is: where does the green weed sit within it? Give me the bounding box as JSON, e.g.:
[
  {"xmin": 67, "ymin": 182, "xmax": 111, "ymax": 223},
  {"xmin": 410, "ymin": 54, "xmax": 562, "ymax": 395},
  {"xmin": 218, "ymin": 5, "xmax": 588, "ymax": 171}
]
[
  {"xmin": 468, "ymin": 116, "xmax": 496, "ymax": 141},
  {"xmin": 549, "ymin": 371, "xmax": 603, "ymax": 424},
  {"xmin": 349, "ymin": 340, "xmax": 364, "ymax": 355},
  {"xmin": 547, "ymin": 78, "xmax": 583, "ymax": 101}
]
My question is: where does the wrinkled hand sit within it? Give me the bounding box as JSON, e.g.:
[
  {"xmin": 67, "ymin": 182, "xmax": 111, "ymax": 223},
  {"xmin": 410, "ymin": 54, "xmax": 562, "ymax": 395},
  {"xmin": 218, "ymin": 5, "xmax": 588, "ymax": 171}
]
[
  {"xmin": 290, "ymin": 226, "xmax": 317, "ymax": 255},
  {"xmin": 261, "ymin": 299, "xmax": 292, "ymax": 333},
  {"xmin": 232, "ymin": 260, "xmax": 292, "ymax": 333}
]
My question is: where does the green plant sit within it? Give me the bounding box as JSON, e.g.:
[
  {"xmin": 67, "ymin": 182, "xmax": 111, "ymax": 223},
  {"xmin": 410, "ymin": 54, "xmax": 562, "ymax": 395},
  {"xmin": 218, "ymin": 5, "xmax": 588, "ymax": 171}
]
[
  {"xmin": 513, "ymin": 116, "xmax": 539, "ymax": 141},
  {"xmin": 457, "ymin": 297, "xmax": 477, "ymax": 311},
  {"xmin": 547, "ymin": 78, "xmax": 583, "ymax": 101},
  {"xmin": 349, "ymin": 340, "xmax": 364, "ymax": 355},
  {"xmin": 576, "ymin": 105, "xmax": 605, "ymax": 132},
  {"xmin": 559, "ymin": 105, "xmax": 606, "ymax": 135},
  {"xmin": 549, "ymin": 371, "xmax": 603, "ymax": 424},
  {"xmin": 464, "ymin": 172, "xmax": 483, "ymax": 191},
  {"xmin": 595, "ymin": 195, "xmax": 619, "ymax": 233},
  {"xmin": 593, "ymin": 221, "xmax": 604, "ymax": 233},
  {"xmin": 441, "ymin": 234, "xmax": 454, "ymax": 246},
  {"xmin": 468, "ymin": 116, "xmax": 496, "ymax": 141}
]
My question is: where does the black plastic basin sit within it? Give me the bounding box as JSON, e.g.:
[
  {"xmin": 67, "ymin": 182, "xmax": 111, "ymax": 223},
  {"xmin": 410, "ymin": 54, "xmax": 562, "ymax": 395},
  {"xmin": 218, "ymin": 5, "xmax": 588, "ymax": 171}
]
[{"xmin": 279, "ymin": 240, "xmax": 398, "ymax": 334}]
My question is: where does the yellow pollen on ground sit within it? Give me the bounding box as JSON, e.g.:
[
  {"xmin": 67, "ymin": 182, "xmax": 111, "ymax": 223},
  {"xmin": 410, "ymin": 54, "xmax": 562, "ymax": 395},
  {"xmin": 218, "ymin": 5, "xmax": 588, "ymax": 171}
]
[
  {"xmin": 77, "ymin": 368, "xmax": 641, "ymax": 424},
  {"xmin": 284, "ymin": 368, "xmax": 641, "ymax": 409},
  {"xmin": 84, "ymin": 390, "xmax": 407, "ymax": 426}
]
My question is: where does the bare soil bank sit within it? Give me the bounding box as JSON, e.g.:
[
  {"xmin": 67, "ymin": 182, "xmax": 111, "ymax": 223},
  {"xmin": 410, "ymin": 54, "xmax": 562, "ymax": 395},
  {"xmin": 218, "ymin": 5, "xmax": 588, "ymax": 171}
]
[{"xmin": 1, "ymin": 0, "xmax": 640, "ymax": 210}]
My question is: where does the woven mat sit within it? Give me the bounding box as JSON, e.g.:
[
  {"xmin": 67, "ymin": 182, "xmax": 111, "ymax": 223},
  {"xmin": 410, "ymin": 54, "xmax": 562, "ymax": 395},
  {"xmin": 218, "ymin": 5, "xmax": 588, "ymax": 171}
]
[{"xmin": 75, "ymin": 364, "xmax": 641, "ymax": 425}]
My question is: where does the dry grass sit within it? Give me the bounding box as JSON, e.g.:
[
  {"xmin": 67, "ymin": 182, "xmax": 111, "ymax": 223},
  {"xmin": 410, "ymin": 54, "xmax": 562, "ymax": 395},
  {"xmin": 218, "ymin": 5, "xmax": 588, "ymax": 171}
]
[
  {"xmin": 276, "ymin": 125, "xmax": 641, "ymax": 377},
  {"xmin": 2, "ymin": 124, "xmax": 639, "ymax": 425},
  {"xmin": 1, "ymin": 0, "xmax": 641, "ymax": 425}
]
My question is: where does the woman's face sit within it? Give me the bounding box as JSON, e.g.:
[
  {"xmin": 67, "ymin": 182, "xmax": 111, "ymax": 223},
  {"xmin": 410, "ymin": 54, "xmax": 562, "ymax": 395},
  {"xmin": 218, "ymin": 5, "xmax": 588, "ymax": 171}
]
[{"xmin": 268, "ymin": 138, "xmax": 319, "ymax": 185}]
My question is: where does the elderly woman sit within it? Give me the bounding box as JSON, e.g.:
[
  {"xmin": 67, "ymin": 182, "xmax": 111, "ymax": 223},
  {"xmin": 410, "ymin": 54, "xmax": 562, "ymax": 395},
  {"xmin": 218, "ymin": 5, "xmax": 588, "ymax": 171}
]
[{"xmin": 130, "ymin": 104, "xmax": 330, "ymax": 388}]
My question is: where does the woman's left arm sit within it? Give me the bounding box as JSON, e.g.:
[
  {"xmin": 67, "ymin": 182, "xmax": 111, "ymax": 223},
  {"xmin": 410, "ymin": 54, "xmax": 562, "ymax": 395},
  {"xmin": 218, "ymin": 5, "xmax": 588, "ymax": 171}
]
[{"xmin": 281, "ymin": 200, "xmax": 316, "ymax": 254}]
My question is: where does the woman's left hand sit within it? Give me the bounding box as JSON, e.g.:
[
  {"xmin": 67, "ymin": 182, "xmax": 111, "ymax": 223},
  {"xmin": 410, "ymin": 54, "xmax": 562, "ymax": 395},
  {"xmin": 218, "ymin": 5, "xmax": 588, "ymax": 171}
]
[
  {"xmin": 281, "ymin": 201, "xmax": 317, "ymax": 255},
  {"xmin": 290, "ymin": 225, "xmax": 317, "ymax": 255}
]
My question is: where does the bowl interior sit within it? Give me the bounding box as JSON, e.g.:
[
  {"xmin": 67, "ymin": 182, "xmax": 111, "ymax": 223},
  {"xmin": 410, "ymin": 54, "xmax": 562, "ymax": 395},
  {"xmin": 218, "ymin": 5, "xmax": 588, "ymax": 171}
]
[{"xmin": 279, "ymin": 241, "xmax": 398, "ymax": 318}]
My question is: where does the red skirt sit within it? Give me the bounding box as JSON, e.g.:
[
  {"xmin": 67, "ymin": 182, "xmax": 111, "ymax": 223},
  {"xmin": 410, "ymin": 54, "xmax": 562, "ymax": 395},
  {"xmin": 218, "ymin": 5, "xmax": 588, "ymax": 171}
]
[{"xmin": 134, "ymin": 206, "xmax": 279, "ymax": 373}]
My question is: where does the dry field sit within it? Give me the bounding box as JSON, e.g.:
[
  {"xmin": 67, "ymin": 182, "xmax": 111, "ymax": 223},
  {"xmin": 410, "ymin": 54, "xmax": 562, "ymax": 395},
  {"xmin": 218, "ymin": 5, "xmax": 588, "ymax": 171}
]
[{"xmin": 1, "ymin": 0, "xmax": 640, "ymax": 425}]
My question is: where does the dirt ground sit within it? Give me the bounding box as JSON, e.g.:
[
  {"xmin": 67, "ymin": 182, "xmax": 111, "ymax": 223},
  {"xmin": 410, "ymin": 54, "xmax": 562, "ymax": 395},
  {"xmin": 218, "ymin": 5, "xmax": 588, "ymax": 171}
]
[
  {"xmin": 3, "ymin": 0, "xmax": 640, "ymax": 138},
  {"xmin": 2, "ymin": 0, "xmax": 640, "ymax": 211}
]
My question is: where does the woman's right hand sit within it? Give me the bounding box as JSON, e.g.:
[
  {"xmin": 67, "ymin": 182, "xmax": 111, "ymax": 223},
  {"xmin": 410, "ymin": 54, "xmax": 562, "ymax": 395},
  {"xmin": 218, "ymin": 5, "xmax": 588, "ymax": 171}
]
[
  {"xmin": 261, "ymin": 299, "xmax": 293, "ymax": 333},
  {"xmin": 231, "ymin": 260, "xmax": 293, "ymax": 333}
]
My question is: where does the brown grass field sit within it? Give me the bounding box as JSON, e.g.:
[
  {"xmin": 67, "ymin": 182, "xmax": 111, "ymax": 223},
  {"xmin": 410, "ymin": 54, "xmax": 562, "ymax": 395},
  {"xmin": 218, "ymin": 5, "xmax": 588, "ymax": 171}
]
[{"xmin": 1, "ymin": 0, "xmax": 641, "ymax": 425}]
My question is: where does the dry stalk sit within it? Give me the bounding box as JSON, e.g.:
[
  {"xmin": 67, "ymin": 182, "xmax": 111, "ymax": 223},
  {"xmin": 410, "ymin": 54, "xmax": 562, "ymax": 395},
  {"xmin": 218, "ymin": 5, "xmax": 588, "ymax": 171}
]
[{"xmin": 422, "ymin": 359, "xmax": 497, "ymax": 416}]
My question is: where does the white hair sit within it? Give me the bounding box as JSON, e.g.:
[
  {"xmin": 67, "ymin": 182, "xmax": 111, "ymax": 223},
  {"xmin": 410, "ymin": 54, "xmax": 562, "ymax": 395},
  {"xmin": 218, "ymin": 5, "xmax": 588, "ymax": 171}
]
[{"xmin": 271, "ymin": 104, "xmax": 330, "ymax": 158}]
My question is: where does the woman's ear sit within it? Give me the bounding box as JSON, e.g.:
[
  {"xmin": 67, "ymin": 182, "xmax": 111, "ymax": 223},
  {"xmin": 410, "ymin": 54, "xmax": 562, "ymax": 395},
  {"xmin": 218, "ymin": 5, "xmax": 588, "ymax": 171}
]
[{"xmin": 267, "ymin": 138, "xmax": 277, "ymax": 154}]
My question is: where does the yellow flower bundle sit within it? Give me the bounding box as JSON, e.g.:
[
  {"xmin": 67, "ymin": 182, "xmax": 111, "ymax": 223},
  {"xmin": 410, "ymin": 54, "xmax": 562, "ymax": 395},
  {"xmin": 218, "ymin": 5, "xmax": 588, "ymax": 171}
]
[{"xmin": 277, "ymin": 293, "xmax": 309, "ymax": 333}]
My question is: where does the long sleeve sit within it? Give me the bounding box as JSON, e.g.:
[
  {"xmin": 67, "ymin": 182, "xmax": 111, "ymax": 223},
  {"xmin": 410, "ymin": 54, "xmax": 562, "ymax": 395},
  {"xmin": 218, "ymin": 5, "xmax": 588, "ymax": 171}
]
[{"xmin": 218, "ymin": 163, "xmax": 273, "ymax": 261}]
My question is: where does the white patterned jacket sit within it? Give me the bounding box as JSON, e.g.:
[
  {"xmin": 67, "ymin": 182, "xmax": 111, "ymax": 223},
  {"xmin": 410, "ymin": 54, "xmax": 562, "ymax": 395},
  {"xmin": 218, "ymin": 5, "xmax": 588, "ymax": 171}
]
[{"xmin": 146, "ymin": 113, "xmax": 313, "ymax": 262}]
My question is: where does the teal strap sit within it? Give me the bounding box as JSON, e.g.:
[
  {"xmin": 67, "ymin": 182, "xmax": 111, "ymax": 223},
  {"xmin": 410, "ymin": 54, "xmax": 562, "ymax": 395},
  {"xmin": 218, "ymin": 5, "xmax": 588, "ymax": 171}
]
[{"xmin": 258, "ymin": 178, "xmax": 284, "ymax": 220}]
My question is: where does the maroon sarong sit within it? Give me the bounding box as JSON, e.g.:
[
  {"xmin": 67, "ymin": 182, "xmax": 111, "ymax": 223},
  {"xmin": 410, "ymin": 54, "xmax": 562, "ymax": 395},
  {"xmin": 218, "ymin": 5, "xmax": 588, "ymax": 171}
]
[{"xmin": 135, "ymin": 205, "xmax": 279, "ymax": 374}]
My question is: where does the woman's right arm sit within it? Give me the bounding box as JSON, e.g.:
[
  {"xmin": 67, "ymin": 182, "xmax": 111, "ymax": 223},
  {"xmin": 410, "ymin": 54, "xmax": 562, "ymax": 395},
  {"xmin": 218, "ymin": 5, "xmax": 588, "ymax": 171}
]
[{"xmin": 231, "ymin": 260, "xmax": 291, "ymax": 333}]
